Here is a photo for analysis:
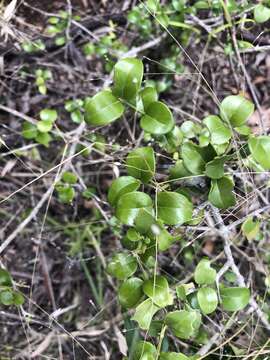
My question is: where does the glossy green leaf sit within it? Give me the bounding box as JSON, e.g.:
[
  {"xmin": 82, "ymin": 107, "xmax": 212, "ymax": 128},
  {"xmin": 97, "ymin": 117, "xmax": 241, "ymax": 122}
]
[
  {"xmin": 181, "ymin": 141, "xmax": 216, "ymax": 175},
  {"xmin": 61, "ymin": 171, "xmax": 78, "ymax": 184},
  {"xmin": 248, "ymin": 136, "xmax": 270, "ymax": 170},
  {"xmin": 13, "ymin": 291, "xmax": 25, "ymax": 306},
  {"xmin": 71, "ymin": 109, "xmax": 83, "ymax": 123},
  {"xmin": 40, "ymin": 109, "xmax": 57, "ymax": 122},
  {"xmin": 203, "ymin": 115, "xmax": 232, "ymax": 145},
  {"xmin": 254, "ymin": 4, "xmax": 270, "ymax": 23},
  {"xmin": 194, "ymin": 259, "xmax": 217, "ymax": 285},
  {"xmin": 132, "ymin": 298, "xmax": 159, "ymax": 330},
  {"xmin": 0, "ymin": 268, "xmax": 12, "ymax": 287},
  {"xmin": 143, "ymin": 275, "xmax": 173, "ymax": 308},
  {"xmin": 141, "ymin": 86, "xmax": 158, "ymax": 111},
  {"xmin": 84, "ymin": 90, "xmax": 124, "ymax": 126},
  {"xmin": 116, "ymin": 191, "xmax": 153, "ymax": 226},
  {"xmin": 107, "ymin": 252, "xmax": 137, "ymax": 280},
  {"xmin": 118, "ymin": 277, "xmax": 143, "ymax": 308},
  {"xmin": 157, "ymin": 192, "xmax": 193, "ymax": 225},
  {"xmin": 220, "ymin": 95, "xmax": 254, "ymax": 127},
  {"xmin": 113, "ymin": 57, "xmax": 143, "ymax": 102},
  {"xmin": 22, "ymin": 122, "xmax": 37, "ymax": 139},
  {"xmin": 35, "ymin": 132, "xmax": 52, "ymax": 147},
  {"xmin": 57, "ymin": 186, "xmax": 75, "ymax": 203},
  {"xmin": 108, "ymin": 176, "xmax": 141, "ymax": 206},
  {"xmin": 133, "ymin": 341, "xmax": 157, "ymax": 360},
  {"xmin": 165, "ymin": 310, "xmax": 201, "ymax": 339},
  {"xmin": 37, "ymin": 120, "xmax": 53, "ymax": 133},
  {"xmin": 0, "ymin": 290, "xmax": 14, "ymax": 305},
  {"xmin": 181, "ymin": 121, "xmax": 199, "ymax": 139},
  {"xmin": 134, "ymin": 208, "xmax": 155, "ymax": 234},
  {"xmin": 241, "ymin": 217, "xmax": 260, "ymax": 241},
  {"xmin": 164, "ymin": 125, "xmax": 183, "ymax": 153},
  {"xmin": 160, "ymin": 352, "xmax": 189, "ymax": 360},
  {"xmin": 169, "ymin": 160, "xmax": 191, "ymax": 180},
  {"xmin": 126, "ymin": 147, "xmax": 155, "ymax": 183},
  {"xmin": 197, "ymin": 287, "xmax": 218, "ymax": 314},
  {"xmin": 140, "ymin": 101, "xmax": 175, "ymax": 135},
  {"xmin": 208, "ymin": 176, "xmax": 236, "ymax": 209},
  {"xmin": 205, "ymin": 157, "xmax": 225, "ymax": 179},
  {"xmin": 220, "ymin": 287, "xmax": 250, "ymax": 311},
  {"xmin": 157, "ymin": 225, "xmax": 175, "ymax": 251}
]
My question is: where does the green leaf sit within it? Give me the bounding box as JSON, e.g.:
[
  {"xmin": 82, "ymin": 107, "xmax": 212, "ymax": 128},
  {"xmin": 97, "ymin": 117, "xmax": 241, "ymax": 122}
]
[
  {"xmin": 181, "ymin": 121, "xmax": 199, "ymax": 139},
  {"xmin": 133, "ymin": 341, "xmax": 157, "ymax": 360},
  {"xmin": 35, "ymin": 132, "xmax": 52, "ymax": 147},
  {"xmin": 22, "ymin": 122, "xmax": 37, "ymax": 139},
  {"xmin": 194, "ymin": 259, "xmax": 217, "ymax": 285},
  {"xmin": 116, "ymin": 191, "xmax": 153, "ymax": 226},
  {"xmin": 208, "ymin": 176, "xmax": 236, "ymax": 209},
  {"xmin": 169, "ymin": 160, "xmax": 191, "ymax": 180},
  {"xmin": 37, "ymin": 120, "xmax": 53, "ymax": 133},
  {"xmin": 157, "ymin": 192, "xmax": 193, "ymax": 225},
  {"xmin": 118, "ymin": 277, "xmax": 143, "ymax": 308},
  {"xmin": 220, "ymin": 287, "xmax": 250, "ymax": 311},
  {"xmin": 71, "ymin": 109, "xmax": 83, "ymax": 124},
  {"xmin": 160, "ymin": 352, "xmax": 189, "ymax": 360},
  {"xmin": 157, "ymin": 225, "xmax": 175, "ymax": 251},
  {"xmin": 132, "ymin": 298, "xmax": 159, "ymax": 330},
  {"xmin": 0, "ymin": 290, "xmax": 14, "ymax": 305},
  {"xmin": 113, "ymin": 57, "xmax": 143, "ymax": 102},
  {"xmin": 241, "ymin": 217, "xmax": 260, "ymax": 241},
  {"xmin": 62, "ymin": 171, "xmax": 78, "ymax": 184},
  {"xmin": 165, "ymin": 310, "xmax": 201, "ymax": 339},
  {"xmin": 57, "ymin": 186, "xmax": 75, "ymax": 203},
  {"xmin": 84, "ymin": 90, "xmax": 124, "ymax": 126},
  {"xmin": 205, "ymin": 157, "xmax": 225, "ymax": 179},
  {"xmin": 248, "ymin": 136, "xmax": 270, "ymax": 170},
  {"xmin": 108, "ymin": 176, "xmax": 141, "ymax": 206},
  {"xmin": 126, "ymin": 147, "xmax": 155, "ymax": 183},
  {"xmin": 203, "ymin": 115, "xmax": 232, "ymax": 145},
  {"xmin": 107, "ymin": 252, "xmax": 137, "ymax": 280},
  {"xmin": 197, "ymin": 287, "xmax": 218, "ymax": 314},
  {"xmin": 181, "ymin": 142, "xmax": 216, "ymax": 175},
  {"xmin": 134, "ymin": 208, "xmax": 155, "ymax": 234},
  {"xmin": 0, "ymin": 268, "xmax": 12, "ymax": 286},
  {"xmin": 254, "ymin": 4, "xmax": 270, "ymax": 23},
  {"xmin": 40, "ymin": 109, "xmax": 57, "ymax": 122},
  {"xmin": 141, "ymin": 86, "xmax": 158, "ymax": 111},
  {"xmin": 220, "ymin": 95, "xmax": 254, "ymax": 127},
  {"xmin": 13, "ymin": 291, "xmax": 24, "ymax": 306},
  {"xmin": 143, "ymin": 275, "xmax": 173, "ymax": 308},
  {"xmin": 140, "ymin": 101, "xmax": 175, "ymax": 135}
]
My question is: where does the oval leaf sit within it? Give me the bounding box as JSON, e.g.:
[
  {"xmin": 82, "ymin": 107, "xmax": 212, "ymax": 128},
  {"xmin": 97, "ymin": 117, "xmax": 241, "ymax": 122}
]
[
  {"xmin": 203, "ymin": 115, "xmax": 232, "ymax": 145},
  {"xmin": 248, "ymin": 136, "xmax": 270, "ymax": 170},
  {"xmin": 108, "ymin": 176, "xmax": 141, "ymax": 206},
  {"xmin": 143, "ymin": 275, "xmax": 173, "ymax": 308},
  {"xmin": 208, "ymin": 176, "xmax": 236, "ymax": 209},
  {"xmin": 165, "ymin": 310, "xmax": 201, "ymax": 339},
  {"xmin": 205, "ymin": 157, "xmax": 225, "ymax": 179},
  {"xmin": 220, "ymin": 287, "xmax": 250, "ymax": 311},
  {"xmin": 141, "ymin": 86, "xmax": 158, "ymax": 111},
  {"xmin": 157, "ymin": 192, "xmax": 193, "ymax": 225},
  {"xmin": 116, "ymin": 191, "xmax": 153, "ymax": 226},
  {"xmin": 107, "ymin": 252, "xmax": 137, "ymax": 280},
  {"xmin": 126, "ymin": 147, "xmax": 155, "ymax": 183},
  {"xmin": 140, "ymin": 101, "xmax": 175, "ymax": 135},
  {"xmin": 160, "ymin": 353, "xmax": 188, "ymax": 360},
  {"xmin": 197, "ymin": 287, "xmax": 218, "ymax": 314},
  {"xmin": 220, "ymin": 95, "xmax": 254, "ymax": 127},
  {"xmin": 85, "ymin": 90, "xmax": 124, "ymax": 126},
  {"xmin": 133, "ymin": 341, "xmax": 157, "ymax": 360},
  {"xmin": 132, "ymin": 298, "xmax": 159, "ymax": 330},
  {"xmin": 181, "ymin": 141, "xmax": 216, "ymax": 175},
  {"xmin": 194, "ymin": 259, "xmax": 217, "ymax": 285},
  {"xmin": 118, "ymin": 277, "xmax": 143, "ymax": 308},
  {"xmin": 113, "ymin": 57, "xmax": 143, "ymax": 102}
]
